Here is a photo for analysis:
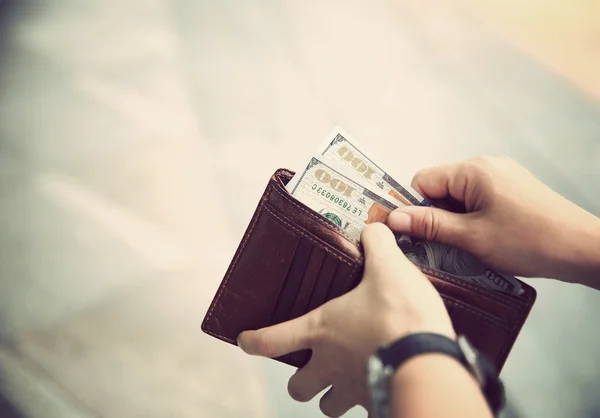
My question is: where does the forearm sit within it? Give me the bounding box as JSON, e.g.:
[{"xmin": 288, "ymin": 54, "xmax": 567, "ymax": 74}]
[
  {"xmin": 391, "ymin": 354, "xmax": 492, "ymax": 418},
  {"xmin": 552, "ymin": 213, "xmax": 600, "ymax": 289}
]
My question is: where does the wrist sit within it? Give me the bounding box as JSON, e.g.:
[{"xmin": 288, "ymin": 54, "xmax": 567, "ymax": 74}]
[
  {"xmin": 369, "ymin": 333, "xmax": 503, "ymax": 418},
  {"xmin": 379, "ymin": 299, "xmax": 456, "ymax": 347},
  {"xmin": 552, "ymin": 216, "xmax": 600, "ymax": 287},
  {"xmin": 379, "ymin": 316, "xmax": 456, "ymax": 348},
  {"xmin": 391, "ymin": 354, "xmax": 492, "ymax": 416}
]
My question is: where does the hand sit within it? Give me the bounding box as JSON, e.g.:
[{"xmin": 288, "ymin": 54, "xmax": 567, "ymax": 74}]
[
  {"xmin": 387, "ymin": 156, "xmax": 600, "ymax": 284},
  {"xmin": 237, "ymin": 223, "xmax": 454, "ymax": 417}
]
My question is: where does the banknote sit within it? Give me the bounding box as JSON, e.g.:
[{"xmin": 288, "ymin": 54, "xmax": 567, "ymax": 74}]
[
  {"xmin": 314, "ymin": 128, "xmax": 523, "ymax": 294},
  {"xmin": 288, "ymin": 130, "xmax": 523, "ymax": 295},
  {"xmin": 398, "ymin": 238, "xmax": 523, "ymax": 295},
  {"xmin": 287, "ymin": 155, "xmax": 397, "ymax": 241},
  {"xmin": 315, "ymin": 127, "xmax": 430, "ymax": 207}
]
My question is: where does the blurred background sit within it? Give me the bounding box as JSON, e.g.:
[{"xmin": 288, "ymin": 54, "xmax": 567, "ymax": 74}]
[{"xmin": 0, "ymin": 0, "xmax": 599, "ymax": 417}]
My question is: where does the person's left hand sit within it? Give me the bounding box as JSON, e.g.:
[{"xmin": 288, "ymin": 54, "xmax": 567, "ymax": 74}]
[{"xmin": 237, "ymin": 223, "xmax": 455, "ymax": 417}]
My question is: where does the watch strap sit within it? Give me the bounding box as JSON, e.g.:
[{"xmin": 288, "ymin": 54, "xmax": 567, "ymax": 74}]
[{"xmin": 376, "ymin": 333, "xmax": 505, "ymax": 415}]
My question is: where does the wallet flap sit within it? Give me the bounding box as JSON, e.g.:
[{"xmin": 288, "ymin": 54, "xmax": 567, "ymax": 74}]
[{"xmin": 268, "ymin": 169, "xmax": 363, "ymax": 262}]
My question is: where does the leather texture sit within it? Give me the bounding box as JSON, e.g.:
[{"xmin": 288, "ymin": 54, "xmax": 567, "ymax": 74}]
[{"xmin": 201, "ymin": 169, "xmax": 537, "ymax": 371}]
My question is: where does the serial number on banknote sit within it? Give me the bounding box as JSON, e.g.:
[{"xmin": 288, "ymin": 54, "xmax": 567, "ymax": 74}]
[{"xmin": 310, "ymin": 184, "xmax": 363, "ymax": 216}]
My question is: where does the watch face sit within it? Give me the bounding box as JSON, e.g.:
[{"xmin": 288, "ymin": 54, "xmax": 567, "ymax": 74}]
[
  {"xmin": 367, "ymin": 355, "xmax": 394, "ymax": 418},
  {"xmin": 367, "ymin": 355, "xmax": 384, "ymax": 386}
]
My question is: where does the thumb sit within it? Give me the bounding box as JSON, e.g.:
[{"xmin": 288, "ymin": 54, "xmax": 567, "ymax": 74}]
[
  {"xmin": 360, "ymin": 222, "xmax": 415, "ymax": 279},
  {"xmin": 387, "ymin": 206, "xmax": 472, "ymax": 248}
]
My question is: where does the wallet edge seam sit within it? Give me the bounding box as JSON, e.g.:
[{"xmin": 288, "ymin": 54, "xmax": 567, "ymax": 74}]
[
  {"xmin": 201, "ymin": 180, "xmax": 275, "ymax": 341},
  {"xmin": 271, "ymin": 179, "xmax": 362, "ymax": 248}
]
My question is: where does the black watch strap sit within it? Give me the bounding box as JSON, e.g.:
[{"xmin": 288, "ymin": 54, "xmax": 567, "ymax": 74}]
[{"xmin": 376, "ymin": 333, "xmax": 505, "ymax": 415}]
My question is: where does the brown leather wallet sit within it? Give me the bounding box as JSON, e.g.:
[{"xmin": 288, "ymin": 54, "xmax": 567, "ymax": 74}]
[{"xmin": 202, "ymin": 169, "xmax": 536, "ymax": 371}]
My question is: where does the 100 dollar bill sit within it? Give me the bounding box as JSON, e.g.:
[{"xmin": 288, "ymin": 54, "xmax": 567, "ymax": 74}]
[
  {"xmin": 316, "ymin": 127, "xmax": 430, "ymax": 207},
  {"xmin": 287, "ymin": 130, "xmax": 523, "ymax": 295},
  {"xmin": 315, "ymin": 128, "xmax": 522, "ymax": 294},
  {"xmin": 399, "ymin": 239, "xmax": 523, "ymax": 295},
  {"xmin": 288, "ymin": 155, "xmax": 397, "ymax": 241}
]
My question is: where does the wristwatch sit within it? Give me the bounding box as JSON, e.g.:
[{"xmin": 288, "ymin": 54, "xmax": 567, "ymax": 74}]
[{"xmin": 367, "ymin": 333, "xmax": 505, "ymax": 418}]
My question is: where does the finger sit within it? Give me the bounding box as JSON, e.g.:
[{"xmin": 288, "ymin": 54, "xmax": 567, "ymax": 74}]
[
  {"xmin": 387, "ymin": 206, "xmax": 474, "ymax": 248},
  {"xmin": 361, "ymin": 223, "xmax": 403, "ymax": 263},
  {"xmin": 360, "ymin": 223, "xmax": 412, "ymax": 278},
  {"xmin": 237, "ymin": 311, "xmax": 318, "ymax": 358},
  {"xmin": 287, "ymin": 357, "xmax": 331, "ymax": 402},
  {"xmin": 411, "ymin": 164, "xmax": 457, "ymax": 199},
  {"xmin": 319, "ymin": 386, "xmax": 355, "ymax": 418},
  {"xmin": 411, "ymin": 162, "xmax": 471, "ymax": 203}
]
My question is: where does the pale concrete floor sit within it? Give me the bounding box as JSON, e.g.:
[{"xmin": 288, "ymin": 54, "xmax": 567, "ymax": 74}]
[{"xmin": 0, "ymin": 1, "xmax": 600, "ymax": 417}]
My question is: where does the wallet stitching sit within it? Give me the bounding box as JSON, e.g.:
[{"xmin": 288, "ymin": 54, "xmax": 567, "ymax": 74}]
[
  {"xmin": 445, "ymin": 296, "xmax": 530, "ymax": 367},
  {"xmin": 203, "ymin": 184, "xmax": 273, "ymax": 340},
  {"xmin": 442, "ymin": 298, "xmax": 512, "ymax": 330},
  {"xmin": 272, "ymin": 183, "xmax": 335, "ymax": 231},
  {"xmin": 420, "ymin": 266, "xmax": 527, "ymax": 310},
  {"xmin": 263, "ymin": 204, "xmax": 356, "ymax": 268},
  {"xmin": 204, "ymin": 329, "xmax": 235, "ymax": 344},
  {"xmin": 271, "ymin": 184, "xmax": 362, "ymax": 247},
  {"xmin": 443, "ymin": 298, "xmax": 515, "ymax": 368},
  {"xmin": 495, "ymin": 298, "xmax": 532, "ymax": 366},
  {"xmin": 274, "ymin": 179, "xmax": 531, "ymax": 311}
]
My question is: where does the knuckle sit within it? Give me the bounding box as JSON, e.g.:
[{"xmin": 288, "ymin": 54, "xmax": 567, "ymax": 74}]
[
  {"xmin": 462, "ymin": 159, "xmax": 486, "ymax": 174},
  {"xmin": 420, "ymin": 210, "xmax": 441, "ymax": 241},
  {"xmin": 473, "ymin": 155, "xmax": 516, "ymax": 169},
  {"xmin": 363, "ymin": 222, "xmax": 389, "ymax": 238},
  {"xmin": 305, "ymin": 311, "xmax": 324, "ymax": 345},
  {"xmin": 458, "ymin": 159, "xmax": 494, "ymax": 191},
  {"xmin": 497, "ymin": 155, "xmax": 514, "ymax": 163},
  {"xmin": 411, "ymin": 169, "xmax": 426, "ymax": 185},
  {"xmin": 255, "ymin": 331, "xmax": 277, "ymax": 358},
  {"xmin": 497, "ymin": 156, "xmax": 521, "ymax": 171},
  {"xmin": 475, "ymin": 155, "xmax": 495, "ymax": 165}
]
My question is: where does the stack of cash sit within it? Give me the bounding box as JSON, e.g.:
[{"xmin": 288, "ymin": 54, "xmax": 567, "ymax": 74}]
[{"xmin": 287, "ymin": 128, "xmax": 522, "ymax": 295}]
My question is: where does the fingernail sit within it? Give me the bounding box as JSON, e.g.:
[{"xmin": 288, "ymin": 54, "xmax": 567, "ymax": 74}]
[{"xmin": 388, "ymin": 210, "xmax": 412, "ymax": 232}]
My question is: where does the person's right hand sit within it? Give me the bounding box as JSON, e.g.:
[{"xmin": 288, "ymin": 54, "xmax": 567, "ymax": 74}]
[{"xmin": 387, "ymin": 156, "xmax": 600, "ymax": 286}]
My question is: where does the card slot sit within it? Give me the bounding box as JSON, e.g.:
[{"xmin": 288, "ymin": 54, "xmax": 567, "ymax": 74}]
[
  {"xmin": 289, "ymin": 247, "xmax": 326, "ymax": 321},
  {"xmin": 267, "ymin": 178, "xmax": 363, "ymax": 263},
  {"xmin": 271, "ymin": 179, "xmax": 353, "ymax": 241},
  {"xmin": 307, "ymin": 256, "xmax": 339, "ymax": 313},
  {"xmin": 325, "ymin": 262, "xmax": 355, "ymax": 301},
  {"xmin": 259, "ymin": 203, "xmax": 360, "ymax": 321},
  {"xmin": 263, "ymin": 202, "xmax": 360, "ymax": 269},
  {"xmin": 270, "ymin": 239, "xmax": 313, "ymax": 326}
]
